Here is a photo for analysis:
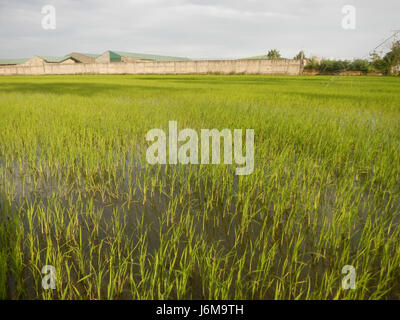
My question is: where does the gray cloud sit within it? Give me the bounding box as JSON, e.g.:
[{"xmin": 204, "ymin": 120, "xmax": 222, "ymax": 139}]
[{"xmin": 0, "ymin": 0, "xmax": 399, "ymax": 59}]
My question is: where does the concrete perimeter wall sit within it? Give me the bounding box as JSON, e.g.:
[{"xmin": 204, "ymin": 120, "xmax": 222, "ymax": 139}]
[{"xmin": 0, "ymin": 59, "xmax": 302, "ymax": 76}]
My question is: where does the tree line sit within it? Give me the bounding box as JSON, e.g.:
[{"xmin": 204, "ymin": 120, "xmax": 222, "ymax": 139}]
[{"xmin": 265, "ymin": 42, "xmax": 400, "ymax": 75}]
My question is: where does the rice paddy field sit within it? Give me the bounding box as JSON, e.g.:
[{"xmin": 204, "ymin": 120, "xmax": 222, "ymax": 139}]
[{"xmin": 0, "ymin": 74, "xmax": 399, "ymax": 300}]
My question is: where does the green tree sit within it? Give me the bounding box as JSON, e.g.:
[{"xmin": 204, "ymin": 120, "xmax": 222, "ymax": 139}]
[
  {"xmin": 266, "ymin": 49, "xmax": 282, "ymax": 60},
  {"xmin": 294, "ymin": 51, "xmax": 305, "ymax": 60},
  {"xmin": 319, "ymin": 60, "xmax": 349, "ymax": 73},
  {"xmin": 304, "ymin": 57, "xmax": 320, "ymax": 70},
  {"xmin": 370, "ymin": 41, "xmax": 400, "ymax": 75},
  {"xmin": 349, "ymin": 59, "xmax": 370, "ymax": 73},
  {"xmin": 385, "ymin": 41, "xmax": 400, "ymax": 74},
  {"xmin": 370, "ymin": 53, "xmax": 389, "ymax": 74}
]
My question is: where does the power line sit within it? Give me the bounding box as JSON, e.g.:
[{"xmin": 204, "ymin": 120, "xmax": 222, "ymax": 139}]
[
  {"xmin": 372, "ymin": 34, "xmax": 395, "ymax": 53},
  {"xmin": 323, "ymin": 30, "xmax": 399, "ymax": 87},
  {"xmin": 370, "ymin": 30, "xmax": 400, "ymax": 57}
]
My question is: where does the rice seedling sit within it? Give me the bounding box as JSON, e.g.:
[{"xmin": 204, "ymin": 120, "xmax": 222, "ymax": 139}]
[{"xmin": 0, "ymin": 74, "xmax": 399, "ymax": 299}]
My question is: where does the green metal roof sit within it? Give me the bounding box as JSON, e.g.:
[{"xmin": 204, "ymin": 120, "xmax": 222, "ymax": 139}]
[
  {"xmin": 240, "ymin": 55, "xmax": 287, "ymax": 60},
  {"xmin": 240, "ymin": 55, "xmax": 271, "ymax": 60},
  {"xmin": 38, "ymin": 56, "xmax": 76, "ymax": 63},
  {"xmin": 0, "ymin": 58, "xmax": 29, "ymax": 65},
  {"xmin": 108, "ymin": 51, "xmax": 122, "ymax": 62},
  {"xmin": 112, "ymin": 50, "xmax": 191, "ymax": 62},
  {"xmin": 0, "ymin": 50, "xmax": 191, "ymax": 65},
  {"xmin": 74, "ymin": 53, "xmax": 101, "ymax": 58}
]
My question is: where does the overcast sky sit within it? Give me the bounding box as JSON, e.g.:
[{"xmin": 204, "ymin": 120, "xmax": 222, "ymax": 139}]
[{"xmin": 0, "ymin": 0, "xmax": 399, "ymax": 60}]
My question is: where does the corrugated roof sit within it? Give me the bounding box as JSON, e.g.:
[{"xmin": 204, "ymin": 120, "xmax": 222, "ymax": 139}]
[
  {"xmin": 240, "ymin": 55, "xmax": 288, "ymax": 60},
  {"xmin": 112, "ymin": 51, "xmax": 191, "ymax": 62},
  {"xmin": 108, "ymin": 51, "xmax": 122, "ymax": 62},
  {"xmin": 38, "ymin": 55, "xmax": 73, "ymax": 63},
  {"xmin": 75, "ymin": 53, "xmax": 101, "ymax": 58},
  {"xmin": 240, "ymin": 55, "xmax": 270, "ymax": 60},
  {"xmin": 1, "ymin": 51, "xmax": 191, "ymax": 65},
  {"xmin": 0, "ymin": 58, "xmax": 29, "ymax": 65}
]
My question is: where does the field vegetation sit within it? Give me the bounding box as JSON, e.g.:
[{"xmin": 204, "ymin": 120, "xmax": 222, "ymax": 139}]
[{"xmin": 0, "ymin": 75, "xmax": 399, "ymax": 299}]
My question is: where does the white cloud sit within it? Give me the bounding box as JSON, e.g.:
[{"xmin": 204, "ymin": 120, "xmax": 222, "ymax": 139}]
[{"xmin": 0, "ymin": 0, "xmax": 399, "ymax": 60}]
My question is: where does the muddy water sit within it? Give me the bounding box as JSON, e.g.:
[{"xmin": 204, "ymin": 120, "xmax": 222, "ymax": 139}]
[{"xmin": 1, "ymin": 157, "xmax": 399, "ymax": 299}]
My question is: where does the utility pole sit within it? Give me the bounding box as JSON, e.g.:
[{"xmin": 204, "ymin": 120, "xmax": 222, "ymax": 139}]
[
  {"xmin": 390, "ymin": 30, "xmax": 400, "ymax": 75},
  {"xmin": 300, "ymin": 50, "xmax": 305, "ymax": 75},
  {"xmin": 371, "ymin": 30, "xmax": 400, "ymax": 57}
]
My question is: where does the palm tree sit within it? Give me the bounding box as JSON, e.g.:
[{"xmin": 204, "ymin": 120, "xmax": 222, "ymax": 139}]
[{"xmin": 266, "ymin": 49, "xmax": 282, "ymax": 60}]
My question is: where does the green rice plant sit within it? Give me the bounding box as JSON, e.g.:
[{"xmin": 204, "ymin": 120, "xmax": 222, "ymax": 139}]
[{"xmin": 0, "ymin": 74, "xmax": 399, "ymax": 299}]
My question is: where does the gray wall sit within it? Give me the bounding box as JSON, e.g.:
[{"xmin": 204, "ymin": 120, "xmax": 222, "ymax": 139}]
[{"xmin": 0, "ymin": 59, "xmax": 302, "ymax": 76}]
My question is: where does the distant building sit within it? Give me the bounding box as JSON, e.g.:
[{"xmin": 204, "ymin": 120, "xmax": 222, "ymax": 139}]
[
  {"xmin": 22, "ymin": 55, "xmax": 80, "ymax": 66},
  {"xmin": 94, "ymin": 50, "xmax": 191, "ymax": 63},
  {"xmin": 0, "ymin": 58, "xmax": 29, "ymax": 66},
  {"xmin": 240, "ymin": 55, "xmax": 274, "ymax": 60},
  {"xmin": 310, "ymin": 56, "xmax": 322, "ymax": 64},
  {"xmin": 0, "ymin": 50, "xmax": 191, "ymax": 66},
  {"xmin": 68, "ymin": 53, "xmax": 101, "ymax": 64}
]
